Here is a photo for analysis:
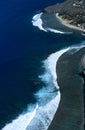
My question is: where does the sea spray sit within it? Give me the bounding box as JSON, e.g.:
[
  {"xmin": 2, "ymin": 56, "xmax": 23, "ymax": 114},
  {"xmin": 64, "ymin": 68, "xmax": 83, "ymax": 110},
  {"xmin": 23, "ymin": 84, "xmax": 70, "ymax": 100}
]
[
  {"xmin": 26, "ymin": 48, "xmax": 70, "ymax": 130},
  {"xmin": 26, "ymin": 93, "xmax": 60, "ymax": 130},
  {"xmin": 2, "ymin": 44, "xmax": 85, "ymax": 130},
  {"xmin": 2, "ymin": 48, "xmax": 69, "ymax": 130},
  {"xmin": 2, "ymin": 104, "xmax": 38, "ymax": 130}
]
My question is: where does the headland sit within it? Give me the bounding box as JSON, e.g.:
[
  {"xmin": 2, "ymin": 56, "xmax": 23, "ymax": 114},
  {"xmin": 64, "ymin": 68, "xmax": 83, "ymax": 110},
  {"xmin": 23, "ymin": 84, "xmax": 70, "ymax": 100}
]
[
  {"xmin": 48, "ymin": 47, "xmax": 85, "ymax": 130},
  {"xmin": 42, "ymin": 0, "xmax": 85, "ymax": 32},
  {"xmin": 40, "ymin": 1, "xmax": 85, "ymax": 129}
]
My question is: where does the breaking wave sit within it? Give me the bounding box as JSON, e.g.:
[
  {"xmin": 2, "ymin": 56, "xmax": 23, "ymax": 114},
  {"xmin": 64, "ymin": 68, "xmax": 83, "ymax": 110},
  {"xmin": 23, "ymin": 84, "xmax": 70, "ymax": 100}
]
[
  {"xmin": 32, "ymin": 13, "xmax": 72, "ymax": 34},
  {"xmin": 46, "ymin": 28, "xmax": 72, "ymax": 34},
  {"xmin": 2, "ymin": 48, "xmax": 69, "ymax": 130},
  {"xmin": 26, "ymin": 48, "xmax": 69, "ymax": 130},
  {"xmin": 2, "ymin": 104, "xmax": 38, "ymax": 130},
  {"xmin": 81, "ymin": 32, "xmax": 85, "ymax": 36},
  {"xmin": 2, "ymin": 43, "xmax": 85, "ymax": 130},
  {"xmin": 32, "ymin": 13, "xmax": 47, "ymax": 32}
]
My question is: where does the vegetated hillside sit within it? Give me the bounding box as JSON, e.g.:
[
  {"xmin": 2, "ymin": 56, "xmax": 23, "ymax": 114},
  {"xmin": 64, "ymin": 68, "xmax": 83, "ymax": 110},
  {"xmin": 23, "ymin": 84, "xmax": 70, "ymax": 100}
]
[{"xmin": 43, "ymin": 0, "xmax": 85, "ymax": 29}]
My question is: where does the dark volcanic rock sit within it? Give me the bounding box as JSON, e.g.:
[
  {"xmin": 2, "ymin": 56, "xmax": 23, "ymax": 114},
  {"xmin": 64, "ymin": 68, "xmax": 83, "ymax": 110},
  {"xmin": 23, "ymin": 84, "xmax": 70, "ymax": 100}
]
[
  {"xmin": 43, "ymin": 0, "xmax": 85, "ymax": 30},
  {"xmin": 48, "ymin": 48, "xmax": 85, "ymax": 130}
]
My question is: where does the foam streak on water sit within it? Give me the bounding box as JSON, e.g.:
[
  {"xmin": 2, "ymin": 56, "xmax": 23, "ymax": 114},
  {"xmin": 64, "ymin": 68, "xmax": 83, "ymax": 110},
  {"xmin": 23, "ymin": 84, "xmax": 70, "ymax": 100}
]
[{"xmin": 46, "ymin": 28, "xmax": 67, "ymax": 34}]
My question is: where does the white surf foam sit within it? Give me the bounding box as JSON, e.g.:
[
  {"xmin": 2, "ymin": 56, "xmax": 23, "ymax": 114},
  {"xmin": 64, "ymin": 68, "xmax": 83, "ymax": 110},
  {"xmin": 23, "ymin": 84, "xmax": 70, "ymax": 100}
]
[
  {"xmin": 2, "ymin": 104, "xmax": 38, "ymax": 130},
  {"xmin": 32, "ymin": 13, "xmax": 47, "ymax": 32},
  {"xmin": 32, "ymin": 13, "xmax": 72, "ymax": 34},
  {"xmin": 67, "ymin": 43, "xmax": 85, "ymax": 55},
  {"xmin": 26, "ymin": 92, "xmax": 60, "ymax": 130},
  {"xmin": 81, "ymin": 32, "xmax": 85, "ymax": 36},
  {"xmin": 29, "ymin": 44, "xmax": 85, "ymax": 130},
  {"xmin": 46, "ymin": 28, "xmax": 72, "ymax": 34},
  {"xmin": 46, "ymin": 28, "xmax": 65, "ymax": 34},
  {"xmin": 2, "ymin": 48, "xmax": 69, "ymax": 130},
  {"xmin": 41, "ymin": 48, "xmax": 69, "ymax": 89},
  {"xmin": 3, "ymin": 44, "xmax": 85, "ymax": 130},
  {"xmin": 26, "ymin": 48, "xmax": 70, "ymax": 130}
]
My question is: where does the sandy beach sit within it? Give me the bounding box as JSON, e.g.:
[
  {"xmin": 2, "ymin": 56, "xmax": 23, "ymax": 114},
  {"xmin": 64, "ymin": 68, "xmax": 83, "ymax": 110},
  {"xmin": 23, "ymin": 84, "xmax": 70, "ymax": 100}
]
[
  {"xmin": 56, "ymin": 13, "xmax": 85, "ymax": 32},
  {"xmin": 48, "ymin": 47, "xmax": 85, "ymax": 130}
]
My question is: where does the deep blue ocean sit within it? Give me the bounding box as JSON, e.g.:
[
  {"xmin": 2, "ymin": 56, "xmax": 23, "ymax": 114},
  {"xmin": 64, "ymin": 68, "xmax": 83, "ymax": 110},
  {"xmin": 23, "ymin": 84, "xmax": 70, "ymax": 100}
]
[{"xmin": 0, "ymin": 0, "xmax": 85, "ymax": 130}]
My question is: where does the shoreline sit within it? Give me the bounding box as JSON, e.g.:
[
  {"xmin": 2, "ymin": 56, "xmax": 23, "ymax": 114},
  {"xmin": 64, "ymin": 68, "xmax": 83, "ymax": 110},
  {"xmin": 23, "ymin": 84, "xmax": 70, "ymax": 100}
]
[
  {"xmin": 81, "ymin": 54, "xmax": 85, "ymax": 68},
  {"xmin": 56, "ymin": 13, "xmax": 85, "ymax": 33},
  {"xmin": 48, "ymin": 47, "xmax": 85, "ymax": 130}
]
